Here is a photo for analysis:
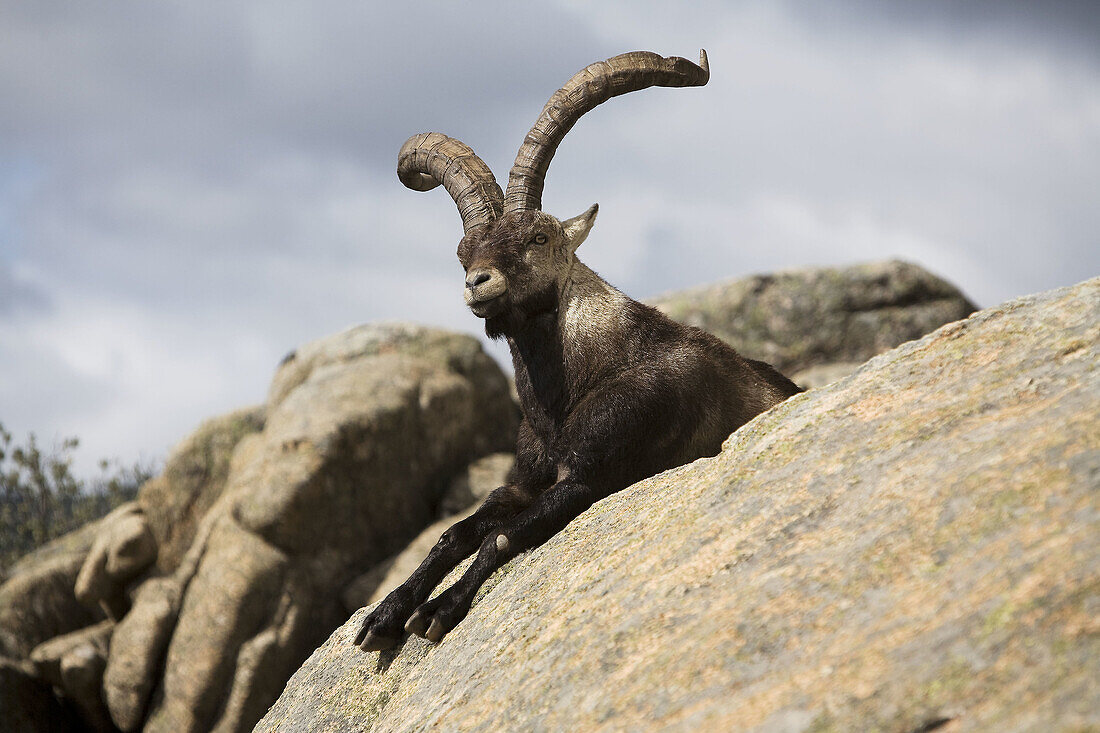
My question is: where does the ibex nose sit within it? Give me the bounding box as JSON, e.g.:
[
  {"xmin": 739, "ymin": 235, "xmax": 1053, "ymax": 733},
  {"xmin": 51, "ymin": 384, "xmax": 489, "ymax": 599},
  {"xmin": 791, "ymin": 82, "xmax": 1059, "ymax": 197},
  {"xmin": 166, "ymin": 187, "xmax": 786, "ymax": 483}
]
[{"xmin": 466, "ymin": 271, "xmax": 491, "ymax": 289}]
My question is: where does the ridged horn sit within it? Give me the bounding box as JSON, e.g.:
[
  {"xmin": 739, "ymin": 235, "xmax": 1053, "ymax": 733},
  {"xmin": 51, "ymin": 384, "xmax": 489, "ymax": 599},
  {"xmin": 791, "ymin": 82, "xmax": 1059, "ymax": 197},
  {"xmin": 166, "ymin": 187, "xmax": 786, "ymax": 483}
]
[
  {"xmin": 504, "ymin": 50, "xmax": 709, "ymax": 213},
  {"xmin": 397, "ymin": 132, "xmax": 504, "ymax": 233}
]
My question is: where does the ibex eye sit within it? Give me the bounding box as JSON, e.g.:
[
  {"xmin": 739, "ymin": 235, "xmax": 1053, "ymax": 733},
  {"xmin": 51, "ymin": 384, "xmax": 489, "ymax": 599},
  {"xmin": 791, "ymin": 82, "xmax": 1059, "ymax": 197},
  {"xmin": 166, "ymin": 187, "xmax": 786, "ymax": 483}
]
[{"xmin": 531, "ymin": 233, "xmax": 548, "ymax": 245}]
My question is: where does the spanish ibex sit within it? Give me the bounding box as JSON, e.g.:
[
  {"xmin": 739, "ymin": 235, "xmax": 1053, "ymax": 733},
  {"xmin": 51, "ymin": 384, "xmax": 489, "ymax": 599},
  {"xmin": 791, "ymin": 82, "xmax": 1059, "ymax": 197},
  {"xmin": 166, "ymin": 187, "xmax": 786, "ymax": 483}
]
[{"xmin": 355, "ymin": 50, "xmax": 801, "ymax": 651}]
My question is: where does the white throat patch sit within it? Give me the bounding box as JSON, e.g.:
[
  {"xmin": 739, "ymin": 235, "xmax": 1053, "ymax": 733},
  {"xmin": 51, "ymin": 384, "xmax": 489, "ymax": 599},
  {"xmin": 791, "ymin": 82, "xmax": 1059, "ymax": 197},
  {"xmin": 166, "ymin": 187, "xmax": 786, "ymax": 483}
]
[{"xmin": 558, "ymin": 261, "xmax": 630, "ymax": 360}]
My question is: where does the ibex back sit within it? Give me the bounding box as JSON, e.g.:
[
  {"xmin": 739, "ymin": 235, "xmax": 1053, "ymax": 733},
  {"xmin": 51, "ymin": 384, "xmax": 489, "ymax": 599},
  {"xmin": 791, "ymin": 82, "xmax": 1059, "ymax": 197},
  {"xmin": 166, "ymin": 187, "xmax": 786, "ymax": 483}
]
[{"xmin": 355, "ymin": 50, "xmax": 801, "ymax": 651}]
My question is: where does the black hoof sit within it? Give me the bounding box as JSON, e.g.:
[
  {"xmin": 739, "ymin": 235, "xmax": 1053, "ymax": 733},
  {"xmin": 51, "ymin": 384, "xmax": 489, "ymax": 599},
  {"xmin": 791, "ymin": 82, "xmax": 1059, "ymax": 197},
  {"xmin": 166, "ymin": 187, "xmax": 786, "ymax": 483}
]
[
  {"xmin": 426, "ymin": 618, "xmax": 446, "ymax": 643},
  {"xmin": 405, "ymin": 603, "xmax": 455, "ymax": 643},
  {"xmin": 356, "ymin": 629, "xmax": 401, "ymax": 653},
  {"xmin": 404, "ymin": 608, "xmax": 431, "ymax": 638}
]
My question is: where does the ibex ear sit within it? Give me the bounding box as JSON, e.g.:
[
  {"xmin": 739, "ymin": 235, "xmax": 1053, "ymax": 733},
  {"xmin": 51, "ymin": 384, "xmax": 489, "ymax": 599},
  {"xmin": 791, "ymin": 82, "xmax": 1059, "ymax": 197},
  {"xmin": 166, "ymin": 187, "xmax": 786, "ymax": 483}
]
[{"xmin": 561, "ymin": 203, "xmax": 598, "ymax": 254}]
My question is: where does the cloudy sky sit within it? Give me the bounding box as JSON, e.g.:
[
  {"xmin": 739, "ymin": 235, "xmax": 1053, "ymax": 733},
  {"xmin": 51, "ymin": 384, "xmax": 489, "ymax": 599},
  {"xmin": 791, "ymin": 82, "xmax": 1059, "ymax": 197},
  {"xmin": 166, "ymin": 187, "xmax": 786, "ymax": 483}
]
[{"xmin": 1, "ymin": 0, "xmax": 1098, "ymax": 474}]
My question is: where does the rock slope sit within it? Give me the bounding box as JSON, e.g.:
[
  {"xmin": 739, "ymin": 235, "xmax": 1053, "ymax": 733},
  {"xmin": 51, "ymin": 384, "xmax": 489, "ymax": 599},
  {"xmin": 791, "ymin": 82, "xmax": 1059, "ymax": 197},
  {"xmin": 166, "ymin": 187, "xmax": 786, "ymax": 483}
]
[{"xmin": 259, "ymin": 277, "xmax": 1098, "ymax": 732}]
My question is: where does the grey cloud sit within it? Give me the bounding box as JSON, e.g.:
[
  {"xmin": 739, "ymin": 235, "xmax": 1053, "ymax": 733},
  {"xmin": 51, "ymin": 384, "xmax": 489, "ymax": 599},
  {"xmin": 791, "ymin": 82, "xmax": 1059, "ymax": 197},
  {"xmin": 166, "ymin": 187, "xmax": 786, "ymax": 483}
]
[
  {"xmin": 0, "ymin": 0, "xmax": 1097, "ymax": 473},
  {"xmin": 784, "ymin": 0, "xmax": 1100, "ymax": 65},
  {"xmin": 0, "ymin": 336, "xmax": 117, "ymax": 430},
  {"xmin": 0, "ymin": 0, "xmax": 610, "ymax": 317},
  {"xmin": 0, "ymin": 262, "xmax": 52, "ymax": 316},
  {"xmin": 0, "ymin": 1, "xmax": 607, "ymax": 168}
]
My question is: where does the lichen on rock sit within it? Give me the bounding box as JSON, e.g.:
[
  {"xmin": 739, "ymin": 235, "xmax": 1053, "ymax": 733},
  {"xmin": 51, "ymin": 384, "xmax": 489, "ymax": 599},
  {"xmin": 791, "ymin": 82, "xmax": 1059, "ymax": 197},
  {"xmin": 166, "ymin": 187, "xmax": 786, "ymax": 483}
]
[{"xmin": 260, "ymin": 277, "xmax": 1098, "ymax": 733}]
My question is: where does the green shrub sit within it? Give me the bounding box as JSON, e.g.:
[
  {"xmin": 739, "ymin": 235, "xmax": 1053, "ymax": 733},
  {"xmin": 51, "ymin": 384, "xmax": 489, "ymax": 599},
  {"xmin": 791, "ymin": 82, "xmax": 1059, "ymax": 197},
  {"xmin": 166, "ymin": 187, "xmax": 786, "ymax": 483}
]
[{"xmin": 0, "ymin": 422, "xmax": 155, "ymax": 575}]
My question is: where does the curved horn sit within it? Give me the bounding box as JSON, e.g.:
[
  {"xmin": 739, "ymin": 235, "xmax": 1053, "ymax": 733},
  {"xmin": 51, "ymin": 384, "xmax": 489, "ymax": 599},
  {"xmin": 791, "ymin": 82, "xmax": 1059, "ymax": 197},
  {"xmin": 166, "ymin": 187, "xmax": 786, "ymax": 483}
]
[
  {"xmin": 504, "ymin": 50, "xmax": 709, "ymax": 213},
  {"xmin": 397, "ymin": 132, "xmax": 504, "ymax": 233}
]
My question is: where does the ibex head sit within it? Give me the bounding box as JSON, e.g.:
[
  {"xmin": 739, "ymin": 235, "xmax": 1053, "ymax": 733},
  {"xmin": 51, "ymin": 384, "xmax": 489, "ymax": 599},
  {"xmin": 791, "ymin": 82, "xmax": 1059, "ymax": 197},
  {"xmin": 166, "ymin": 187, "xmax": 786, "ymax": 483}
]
[{"xmin": 397, "ymin": 51, "xmax": 709, "ymax": 334}]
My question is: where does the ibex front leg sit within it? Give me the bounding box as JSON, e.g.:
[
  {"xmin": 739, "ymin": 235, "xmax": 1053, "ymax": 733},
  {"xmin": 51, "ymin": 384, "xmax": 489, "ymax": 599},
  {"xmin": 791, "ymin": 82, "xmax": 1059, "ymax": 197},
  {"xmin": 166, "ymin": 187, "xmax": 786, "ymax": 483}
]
[
  {"xmin": 405, "ymin": 475, "xmax": 607, "ymax": 643},
  {"xmin": 356, "ymin": 423, "xmax": 553, "ymax": 652},
  {"xmin": 354, "ymin": 487, "xmax": 529, "ymax": 651}
]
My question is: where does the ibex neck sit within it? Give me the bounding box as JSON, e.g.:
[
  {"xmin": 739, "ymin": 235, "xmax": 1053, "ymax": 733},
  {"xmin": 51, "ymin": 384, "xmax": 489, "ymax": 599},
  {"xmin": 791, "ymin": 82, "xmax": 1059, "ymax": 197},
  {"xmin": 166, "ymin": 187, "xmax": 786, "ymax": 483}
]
[
  {"xmin": 556, "ymin": 260, "xmax": 630, "ymax": 354},
  {"xmin": 508, "ymin": 259, "xmax": 631, "ymax": 422}
]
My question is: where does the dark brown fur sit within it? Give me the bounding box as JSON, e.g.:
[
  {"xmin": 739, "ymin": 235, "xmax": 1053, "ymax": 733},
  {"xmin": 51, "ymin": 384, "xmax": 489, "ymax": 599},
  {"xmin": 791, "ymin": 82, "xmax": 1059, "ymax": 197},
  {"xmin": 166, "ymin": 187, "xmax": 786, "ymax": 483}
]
[{"xmin": 355, "ymin": 210, "xmax": 801, "ymax": 650}]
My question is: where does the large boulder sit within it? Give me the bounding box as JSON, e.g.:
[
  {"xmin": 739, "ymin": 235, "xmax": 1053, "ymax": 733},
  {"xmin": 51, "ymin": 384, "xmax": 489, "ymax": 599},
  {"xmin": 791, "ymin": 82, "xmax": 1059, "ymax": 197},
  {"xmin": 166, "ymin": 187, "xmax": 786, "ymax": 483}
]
[
  {"xmin": 437, "ymin": 452, "xmax": 515, "ymax": 519},
  {"xmin": 0, "ymin": 407, "xmax": 266, "ymax": 665},
  {"xmin": 102, "ymin": 323, "xmax": 518, "ymax": 733},
  {"xmin": 650, "ymin": 260, "xmax": 977, "ymax": 379},
  {"xmin": 259, "ymin": 277, "xmax": 1098, "ymax": 732},
  {"xmin": 74, "ymin": 502, "xmax": 157, "ymax": 620},
  {"xmin": 29, "ymin": 619, "xmax": 115, "ymax": 732},
  {"xmin": 138, "ymin": 407, "xmax": 265, "ymax": 573},
  {"xmin": 0, "ymin": 517, "xmax": 106, "ymax": 659}
]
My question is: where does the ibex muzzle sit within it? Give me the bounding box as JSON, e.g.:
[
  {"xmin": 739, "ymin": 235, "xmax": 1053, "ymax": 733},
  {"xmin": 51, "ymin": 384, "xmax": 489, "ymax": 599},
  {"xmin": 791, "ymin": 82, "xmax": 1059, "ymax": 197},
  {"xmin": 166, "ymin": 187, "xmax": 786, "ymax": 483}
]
[{"xmin": 463, "ymin": 266, "xmax": 506, "ymax": 317}]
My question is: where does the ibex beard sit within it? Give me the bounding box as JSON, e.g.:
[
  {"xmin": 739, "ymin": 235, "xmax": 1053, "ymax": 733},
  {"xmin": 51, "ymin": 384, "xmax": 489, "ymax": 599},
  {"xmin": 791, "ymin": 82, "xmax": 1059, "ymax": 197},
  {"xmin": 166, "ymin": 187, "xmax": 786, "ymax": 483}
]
[{"xmin": 355, "ymin": 50, "xmax": 801, "ymax": 652}]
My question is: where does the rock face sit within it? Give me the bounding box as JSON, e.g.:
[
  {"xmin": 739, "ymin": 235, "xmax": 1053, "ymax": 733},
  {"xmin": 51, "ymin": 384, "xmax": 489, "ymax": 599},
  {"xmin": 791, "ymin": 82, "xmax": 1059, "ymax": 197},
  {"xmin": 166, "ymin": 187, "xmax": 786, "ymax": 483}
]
[
  {"xmin": 0, "ymin": 323, "xmax": 518, "ymax": 733},
  {"xmin": 0, "ymin": 517, "xmax": 106, "ymax": 659},
  {"xmin": 259, "ymin": 278, "xmax": 1099, "ymax": 732},
  {"xmin": 137, "ymin": 407, "xmax": 265, "ymax": 574},
  {"xmin": 29, "ymin": 619, "xmax": 115, "ymax": 731},
  {"xmin": 107, "ymin": 324, "xmax": 518, "ymax": 733},
  {"xmin": 650, "ymin": 260, "xmax": 976, "ymax": 379},
  {"xmin": 74, "ymin": 503, "xmax": 157, "ymax": 620},
  {"xmin": 0, "ymin": 409, "xmax": 266, "ymax": 665},
  {"xmin": 437, "ymin": 452, "xmax": 515, "ymax": 519}
]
